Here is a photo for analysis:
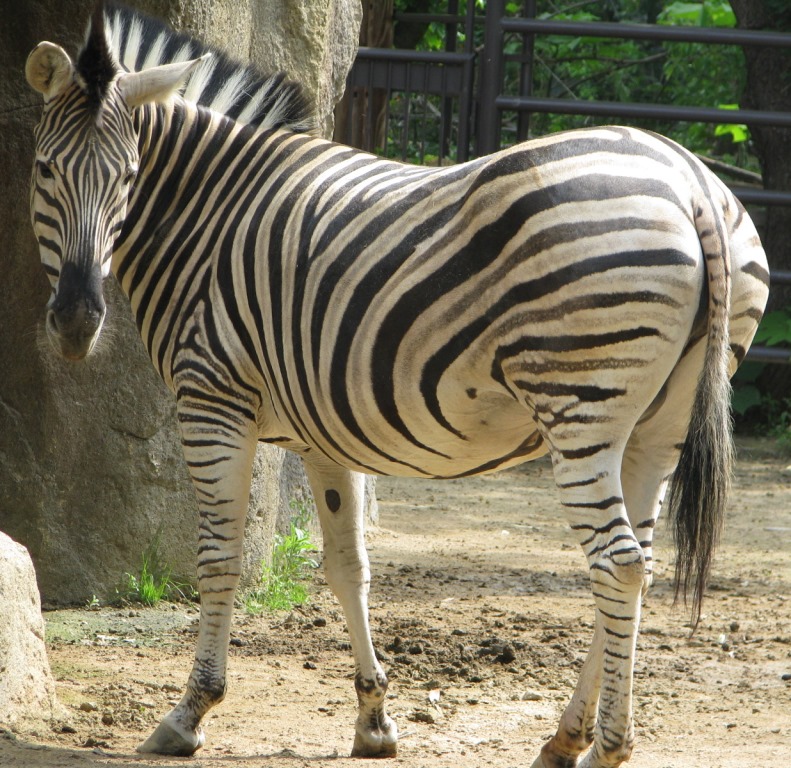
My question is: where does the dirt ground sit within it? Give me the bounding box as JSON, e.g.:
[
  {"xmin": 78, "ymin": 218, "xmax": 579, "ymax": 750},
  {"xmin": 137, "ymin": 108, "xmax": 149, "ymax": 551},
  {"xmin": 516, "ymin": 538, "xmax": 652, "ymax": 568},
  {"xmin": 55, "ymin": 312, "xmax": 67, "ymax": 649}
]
[{"xmin": 2, "ymin": 436, "xmax": 790, "ymax": 768}]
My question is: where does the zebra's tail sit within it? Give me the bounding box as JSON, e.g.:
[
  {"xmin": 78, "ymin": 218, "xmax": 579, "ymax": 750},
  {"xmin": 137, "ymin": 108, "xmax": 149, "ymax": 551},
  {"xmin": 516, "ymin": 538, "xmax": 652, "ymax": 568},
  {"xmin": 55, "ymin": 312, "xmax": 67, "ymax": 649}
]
[{"xmin": 666, "ymin": 184, "xmax": 735, "ymax": 627}]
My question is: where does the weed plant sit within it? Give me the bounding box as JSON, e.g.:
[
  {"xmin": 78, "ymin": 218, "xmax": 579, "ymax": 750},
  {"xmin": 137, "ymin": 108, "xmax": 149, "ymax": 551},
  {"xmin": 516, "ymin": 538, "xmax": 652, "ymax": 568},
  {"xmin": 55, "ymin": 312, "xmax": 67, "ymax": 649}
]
[
  {"xmin": 245, "ymin": 500, "xmax": 318, "ymax": 614},
  {"xmin": 117, "ymin": 529, "xmax": 192, "ymax": 606}
]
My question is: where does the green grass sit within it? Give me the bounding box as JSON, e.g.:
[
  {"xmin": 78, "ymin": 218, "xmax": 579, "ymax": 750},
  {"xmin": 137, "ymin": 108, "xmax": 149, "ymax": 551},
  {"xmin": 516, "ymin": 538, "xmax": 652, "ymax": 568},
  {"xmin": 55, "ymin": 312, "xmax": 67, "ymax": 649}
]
[
  {"xmin": 117, "ymin": 529, "xmax": 192, "ymax": 606},
  {"xmin": 245, "ymin": 500, "xmax": 318, "ymax": 614}
]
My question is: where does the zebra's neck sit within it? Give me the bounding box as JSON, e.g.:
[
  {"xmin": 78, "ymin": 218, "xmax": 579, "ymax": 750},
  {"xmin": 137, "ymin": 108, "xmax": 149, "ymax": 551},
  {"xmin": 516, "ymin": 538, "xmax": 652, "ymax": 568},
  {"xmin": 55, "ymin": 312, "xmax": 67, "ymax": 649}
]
[{"xmin": 111, "ymin": 97, "xmax": 307, "ymax": 386}]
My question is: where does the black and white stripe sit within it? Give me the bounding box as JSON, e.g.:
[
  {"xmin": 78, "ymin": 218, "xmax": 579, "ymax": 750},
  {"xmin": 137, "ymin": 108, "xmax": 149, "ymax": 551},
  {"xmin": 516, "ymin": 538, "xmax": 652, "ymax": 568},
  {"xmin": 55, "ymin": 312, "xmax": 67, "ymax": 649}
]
[{"xmin": 27, "ymin": 3, "xmax": 769, "ymax": 767}]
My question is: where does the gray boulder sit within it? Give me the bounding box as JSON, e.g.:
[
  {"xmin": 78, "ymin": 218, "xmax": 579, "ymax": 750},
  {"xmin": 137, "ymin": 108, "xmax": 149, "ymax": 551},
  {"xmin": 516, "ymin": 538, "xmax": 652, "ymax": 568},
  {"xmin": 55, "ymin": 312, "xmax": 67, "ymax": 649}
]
[{"xmin": 0, "ymin": 533, "xmax": 61, "ymax": 731}]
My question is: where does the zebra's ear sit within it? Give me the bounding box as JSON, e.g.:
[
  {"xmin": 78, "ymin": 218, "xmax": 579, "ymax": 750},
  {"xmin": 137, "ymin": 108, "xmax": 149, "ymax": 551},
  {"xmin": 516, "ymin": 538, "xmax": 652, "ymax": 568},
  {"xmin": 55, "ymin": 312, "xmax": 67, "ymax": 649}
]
[
  {"xmin": 26, "ymin": 42, "xmax": 75, "ymax": 102},
  {"xmin": 117, "ymin": 55, "xmax": 210, "ymax": 109}
]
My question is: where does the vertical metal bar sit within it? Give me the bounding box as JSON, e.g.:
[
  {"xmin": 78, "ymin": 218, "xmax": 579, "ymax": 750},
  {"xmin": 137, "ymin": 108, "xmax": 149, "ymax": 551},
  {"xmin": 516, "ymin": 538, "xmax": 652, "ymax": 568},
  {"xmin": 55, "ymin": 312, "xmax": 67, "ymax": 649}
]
[
  {"xmin": 477, "ymin": 0, "xmax": 505, "ymax": 156},
  {"xmin": 401, "ymin": 62, "xmax": 411, "ymax": 161},
  {"xmin": 364, "ymin": 57, "xmax": 374, "ymax": 152},
  {"xmin": 342, "ymin": 72, "xmax": 354, "ymax": 147},
  {"xmin": 440, "ymin": 0, "xmax": 459, "ymax": 161},
  {"xmin": 420, "ymin": 63, "xmax": 429, "ymax": 163},
  {"xmin": 383, "ymin": 61, "xmax": 393, "ymax": 158},
  {"xmin": 439, "ymin": 65, "xmax": 449, "ymax": 164},
  {"xmin": 517, "ymin": 0, "xmax": 537, "ymax": 142},
  {"xmin": 457, "ymin": 0, "xmax": 476, "ymax": 162}
]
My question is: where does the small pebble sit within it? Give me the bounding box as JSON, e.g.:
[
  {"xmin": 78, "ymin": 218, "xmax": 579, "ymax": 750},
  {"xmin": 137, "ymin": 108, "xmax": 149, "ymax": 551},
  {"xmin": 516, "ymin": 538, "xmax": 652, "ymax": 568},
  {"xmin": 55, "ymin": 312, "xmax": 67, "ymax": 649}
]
[
  {"xmin": 79, "ymin": 702, "xmax": 98, "ymax": 713},
  {"xmin": 409, "ymin": 709, "xmax": 437, "ymax": 724},
  {"xmin": 521, "ymin": 691, "xmax": 543, "ymax": 701},
  {"xmin": 82, "ymin": 736, "xmax": 109, "ymax": 748},
  {"xmin": 495, "ymin": 645, "xmax": 516, "ymax": 664}
]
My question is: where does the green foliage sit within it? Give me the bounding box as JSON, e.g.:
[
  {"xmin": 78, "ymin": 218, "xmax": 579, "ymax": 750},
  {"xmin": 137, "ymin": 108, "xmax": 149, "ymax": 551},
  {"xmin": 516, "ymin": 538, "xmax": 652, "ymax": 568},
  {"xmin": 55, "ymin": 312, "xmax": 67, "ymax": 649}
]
[
  {"xmin": 753, "ymin": 309, "xmax": 791, "ymax": 348},
  {"xmin": 659, "ymin": 0, "xmax": 735, "ymax": 27},
  {"xmin": 117, "ymin": 530, "xmax": 192, "ymax": 606},
  {"xmin": 244, "ymin": 500, "xmax": 318, "ymax": 614},
  {"xmin": 732, "ymin": 308, "xmax": 791, "ymax": 429},
  {"xmin": 714, "ymin": 105, "xmax": 749, "ymax": 144},
  {"xmin": 385, "ymin": 2, "xmax": 753, "ymax": 167},
  {"xmin": 732, "ymin": 361, "xmax": 764, "ymax": 416},
  {"xmin": 736, "ymin": 381, "xmax": 791, "ymax": 451},
  {"xmin": 519, "ymin": 0, "xmax": 751, "ymax": 168}
]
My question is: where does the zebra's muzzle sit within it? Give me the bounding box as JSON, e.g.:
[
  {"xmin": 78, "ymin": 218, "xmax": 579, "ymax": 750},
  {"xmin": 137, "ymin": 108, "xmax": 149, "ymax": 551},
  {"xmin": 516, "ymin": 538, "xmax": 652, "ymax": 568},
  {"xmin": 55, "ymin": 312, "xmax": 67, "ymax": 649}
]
[{"xmin": 46, "ymin": 261, "xmax": 106, "ymax": 361}]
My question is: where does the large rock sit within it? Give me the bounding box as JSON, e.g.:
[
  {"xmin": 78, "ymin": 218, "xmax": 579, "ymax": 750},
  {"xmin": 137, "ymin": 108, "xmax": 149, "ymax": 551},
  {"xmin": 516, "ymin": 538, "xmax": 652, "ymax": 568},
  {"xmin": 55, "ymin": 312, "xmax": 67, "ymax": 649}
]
[
  {"xmin": 250, "ymin": 0, "xmax": 362, "ymax": 139},
  {"xmin": 0, "ymin": 1, "xmax": 366, "ymax": 604},
  {"xmin": 0, "ymin": 533, "xmax": 61, "ymax": 730}
]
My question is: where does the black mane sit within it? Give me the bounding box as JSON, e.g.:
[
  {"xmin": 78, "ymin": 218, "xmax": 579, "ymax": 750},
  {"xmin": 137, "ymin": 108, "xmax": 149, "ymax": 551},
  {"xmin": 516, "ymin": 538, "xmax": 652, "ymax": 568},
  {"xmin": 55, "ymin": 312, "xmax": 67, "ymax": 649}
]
[
  {"xmin": 78, "ymin": 1, "xmax": 314, "ymax": 133},
  {"xmin": 77, "ymin": 2, "xmax": 118, "ymax": 112}
]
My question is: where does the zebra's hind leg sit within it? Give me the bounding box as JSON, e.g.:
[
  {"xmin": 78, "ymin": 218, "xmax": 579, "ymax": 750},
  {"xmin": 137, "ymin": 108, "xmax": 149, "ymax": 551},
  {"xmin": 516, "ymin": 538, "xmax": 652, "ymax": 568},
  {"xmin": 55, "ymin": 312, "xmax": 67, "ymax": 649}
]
[
  {"xmin": 303, "ymin": 457, "xmax": 398, "ymax": 758},
  {"xmin": 535, "ymin": 447, "xmax": 644, "ymax": 768},
  {"xmin": 535, "ymin": 461, "xmax": 672, "ymax": 768},
  {"xmin": 531, "ymin": 618, "xmax": 605, "ymax": 768},
  {"xmin": 621, "ymin": 437, "xmax": 678, "ymax": 599},
  {"xmin": 138, "ymin": 402, "xmax": 257, "ymax": 756}
]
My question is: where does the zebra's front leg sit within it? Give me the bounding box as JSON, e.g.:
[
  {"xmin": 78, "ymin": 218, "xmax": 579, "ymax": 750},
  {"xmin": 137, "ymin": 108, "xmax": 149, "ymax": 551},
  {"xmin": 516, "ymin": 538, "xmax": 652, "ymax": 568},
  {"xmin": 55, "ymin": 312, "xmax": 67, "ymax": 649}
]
[
  {"xmin": 303, "ymin": 457, "xmax": 397, "ymax": 758},
  {"xmin": 138, "ymin": 401, "xmax": 257, "ymax": 756}
]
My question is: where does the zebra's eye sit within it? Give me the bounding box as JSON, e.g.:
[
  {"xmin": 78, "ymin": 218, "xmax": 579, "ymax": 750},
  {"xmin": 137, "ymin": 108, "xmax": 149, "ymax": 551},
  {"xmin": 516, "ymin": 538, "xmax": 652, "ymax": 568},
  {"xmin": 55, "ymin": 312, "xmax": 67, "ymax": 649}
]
[
  {"xmin": 123, "ymin": 165, "xmax": 137, "ymax": 186},
  {"xmin": 37, "ymin": 160, "xmax": 55, "ymax": 180}
]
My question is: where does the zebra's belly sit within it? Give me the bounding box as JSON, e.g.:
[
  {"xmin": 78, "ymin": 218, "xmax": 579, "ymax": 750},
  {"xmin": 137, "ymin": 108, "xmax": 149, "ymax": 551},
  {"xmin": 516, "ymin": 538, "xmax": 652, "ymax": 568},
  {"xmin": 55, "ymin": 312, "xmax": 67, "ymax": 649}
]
[{"xmin": 266, "ymin": 389, "xmax": 548, "ymax": 479}]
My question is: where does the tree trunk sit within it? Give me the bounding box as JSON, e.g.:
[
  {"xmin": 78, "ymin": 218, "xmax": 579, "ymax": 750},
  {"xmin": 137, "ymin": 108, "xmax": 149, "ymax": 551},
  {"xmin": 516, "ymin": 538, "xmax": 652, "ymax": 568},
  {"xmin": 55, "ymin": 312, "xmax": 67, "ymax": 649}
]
[
  {"xmin": 334, "ymin": 0, "xmax": 394, "ymax": 152},
  {"xmin": 731, "ymin": 0, "xmax": 791, "ymax": 400}
]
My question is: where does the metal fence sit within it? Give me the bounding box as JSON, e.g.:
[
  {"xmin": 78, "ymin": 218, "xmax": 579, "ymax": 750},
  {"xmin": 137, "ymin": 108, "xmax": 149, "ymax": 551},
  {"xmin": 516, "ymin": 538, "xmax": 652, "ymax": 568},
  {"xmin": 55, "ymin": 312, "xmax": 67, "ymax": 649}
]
[{"xmin": 335, "ymin": 1, "xmax": 791, "ymax": 363}]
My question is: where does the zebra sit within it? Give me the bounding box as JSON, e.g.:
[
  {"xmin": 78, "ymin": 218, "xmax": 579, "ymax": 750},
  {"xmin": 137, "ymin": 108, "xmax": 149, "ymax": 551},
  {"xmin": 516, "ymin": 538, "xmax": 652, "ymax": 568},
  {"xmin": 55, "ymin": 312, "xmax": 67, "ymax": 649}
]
[{"xmin": 25, "ymin": 3, "xmax": 768, "ymax": 767}]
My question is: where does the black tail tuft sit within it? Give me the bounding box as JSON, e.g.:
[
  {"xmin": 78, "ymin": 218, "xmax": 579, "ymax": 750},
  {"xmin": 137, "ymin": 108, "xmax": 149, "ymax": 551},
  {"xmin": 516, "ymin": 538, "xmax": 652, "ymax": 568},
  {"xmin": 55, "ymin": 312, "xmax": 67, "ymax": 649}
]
[{"xmin": 666, "ymin": 336, "xmax": 733, "ymax": 628}]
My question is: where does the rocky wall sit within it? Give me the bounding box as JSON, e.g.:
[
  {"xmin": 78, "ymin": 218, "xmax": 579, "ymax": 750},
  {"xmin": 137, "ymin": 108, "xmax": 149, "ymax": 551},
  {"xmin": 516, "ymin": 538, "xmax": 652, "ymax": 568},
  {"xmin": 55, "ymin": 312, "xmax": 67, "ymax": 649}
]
[{"xmin": 0, "ymin": 0, "xmax": 364, "ymax": 604}]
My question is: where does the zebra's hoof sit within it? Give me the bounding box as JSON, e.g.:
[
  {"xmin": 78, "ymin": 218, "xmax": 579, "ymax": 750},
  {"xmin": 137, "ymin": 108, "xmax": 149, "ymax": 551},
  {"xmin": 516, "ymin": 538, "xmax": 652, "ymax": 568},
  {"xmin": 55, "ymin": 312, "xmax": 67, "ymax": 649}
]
[
  {"xmin": 351, "ymin": 715, "xmax": 398, "ymax": 758},
  {"xmin": 137, "ymin": 718, "xmax": 205, "ymax": 756},
  {"xmin": 530, "ymin": 744, "xmax": 579, "ymax": 768}
]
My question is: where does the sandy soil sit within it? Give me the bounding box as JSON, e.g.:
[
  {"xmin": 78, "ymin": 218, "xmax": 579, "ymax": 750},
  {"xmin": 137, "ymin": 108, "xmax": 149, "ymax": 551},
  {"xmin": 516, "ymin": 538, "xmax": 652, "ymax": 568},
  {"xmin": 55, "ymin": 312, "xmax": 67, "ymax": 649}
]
[{"xmin": 2, "ymin": 437, "xmax": 790, "ymax": 768}]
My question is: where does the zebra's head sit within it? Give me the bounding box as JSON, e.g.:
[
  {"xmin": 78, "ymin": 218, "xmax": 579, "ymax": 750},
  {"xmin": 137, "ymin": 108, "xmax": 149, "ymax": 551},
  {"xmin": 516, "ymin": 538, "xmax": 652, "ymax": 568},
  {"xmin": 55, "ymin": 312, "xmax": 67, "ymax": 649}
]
[{"xmin": 25, "ymin": 6, "xmax": 205, "ymax": 360}]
